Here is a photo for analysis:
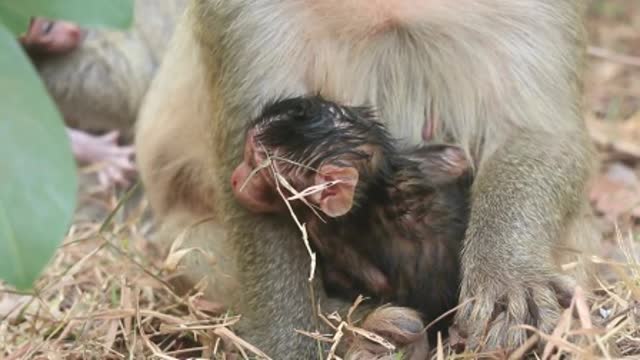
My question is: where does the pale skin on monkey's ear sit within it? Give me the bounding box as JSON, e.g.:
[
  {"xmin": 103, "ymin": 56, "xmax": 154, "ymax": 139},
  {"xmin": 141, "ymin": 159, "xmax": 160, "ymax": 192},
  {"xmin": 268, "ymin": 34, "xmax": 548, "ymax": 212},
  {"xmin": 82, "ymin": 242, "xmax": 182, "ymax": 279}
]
[{"xmin": 312, "ymin": 165, "xmax": 359, "ymax": 217}]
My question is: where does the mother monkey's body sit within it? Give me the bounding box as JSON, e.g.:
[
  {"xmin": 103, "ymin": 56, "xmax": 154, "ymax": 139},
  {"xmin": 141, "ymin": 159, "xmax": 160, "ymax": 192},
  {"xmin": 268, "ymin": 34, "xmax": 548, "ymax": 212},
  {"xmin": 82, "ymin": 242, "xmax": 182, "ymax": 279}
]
[{"xmin": 137, "ymin": 0, "xmax": 597, "ymax": 357}]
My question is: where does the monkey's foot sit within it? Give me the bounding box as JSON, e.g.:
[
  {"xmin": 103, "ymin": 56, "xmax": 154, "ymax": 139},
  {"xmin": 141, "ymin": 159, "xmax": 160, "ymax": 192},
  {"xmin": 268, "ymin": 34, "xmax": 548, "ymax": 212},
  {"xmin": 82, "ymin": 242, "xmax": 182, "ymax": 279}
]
[
  {"xmin": 345, "ymin": 306, "xmax": 428, "ymax": 360},
  {"xmin": 452, "ymin": 274, "xmax": 575, "ymax": 356}
]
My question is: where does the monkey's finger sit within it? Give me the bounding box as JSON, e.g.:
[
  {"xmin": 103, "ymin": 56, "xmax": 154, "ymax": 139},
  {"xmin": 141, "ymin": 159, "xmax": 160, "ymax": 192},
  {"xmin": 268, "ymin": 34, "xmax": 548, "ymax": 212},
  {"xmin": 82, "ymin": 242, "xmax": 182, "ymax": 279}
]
[
  {"xmin": 97, "ymin": 171, "xmax": 111, "ymax": 189},
  {"xmin": 100, "ymin": 144, "xmax": 135, "ymax": 159},
  {"xmin": 96, "ymin": 166, "xmax": 127, "ymax": 189},
  {"xmin": 99, "ymin": 130, "xmax": 120, "ymax": 143},
  {"xmin": 101, "ymin": 168, "xmax": 121, "ymax": 187},
  {"xmin": 108, "ymin": 166, "xmax": 129, "ymax": 185},
  {"xmin": 115, "ymin": 145, "xmax": 136, "ymax": 158},
  {"xmin": 104, "ymin": 167, "xmax": 130, "ymax": 187},
  {"xmin": 108, "ymin": 156, "xmax": 137, "ymax": 172},
  {"xmin": 530, "ymin": 285, "xmax": 563, "ymax": 330},
  {"xmin": 550, "ymin": 275, "xmax": 577, "ymax": 308}
]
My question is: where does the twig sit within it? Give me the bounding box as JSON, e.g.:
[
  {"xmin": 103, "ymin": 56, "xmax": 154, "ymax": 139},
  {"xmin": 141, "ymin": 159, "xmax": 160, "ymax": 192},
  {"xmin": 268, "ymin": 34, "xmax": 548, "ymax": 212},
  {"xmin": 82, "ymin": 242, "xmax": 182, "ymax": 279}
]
[
  {"xmin": 588, "ymin": 46, "xmax": 640, "ymax": 68},
  {"xmin": 271, "ymin": 170, "xmax": 317, "ymax": 281},
  {"xmin": 250, "ymin": 145, "xmax": 318, "ymax": 281}
]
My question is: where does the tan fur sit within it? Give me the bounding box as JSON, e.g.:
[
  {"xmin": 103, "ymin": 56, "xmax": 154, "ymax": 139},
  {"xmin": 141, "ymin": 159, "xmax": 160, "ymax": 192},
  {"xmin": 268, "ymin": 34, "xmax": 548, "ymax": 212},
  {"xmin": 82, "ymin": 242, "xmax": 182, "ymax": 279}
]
[
  {"xmin": 33, "ymin": 0, "xmax": 188, "ymax": 141},
  {"xmin": 136, "ymin": 0, "xmax": 598, "ymax": 357}
]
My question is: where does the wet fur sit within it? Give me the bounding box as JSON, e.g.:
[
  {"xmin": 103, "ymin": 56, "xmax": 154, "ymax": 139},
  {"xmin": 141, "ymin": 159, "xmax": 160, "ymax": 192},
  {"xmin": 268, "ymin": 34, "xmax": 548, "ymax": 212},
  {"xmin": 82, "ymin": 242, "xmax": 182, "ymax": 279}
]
[
  {"xmin": 252, "ymin": 97, "xmax": 470, "ymax": 342},
  {"xmin": 136, "ymin": 0, "xmax": 598, "ymax": 357}
]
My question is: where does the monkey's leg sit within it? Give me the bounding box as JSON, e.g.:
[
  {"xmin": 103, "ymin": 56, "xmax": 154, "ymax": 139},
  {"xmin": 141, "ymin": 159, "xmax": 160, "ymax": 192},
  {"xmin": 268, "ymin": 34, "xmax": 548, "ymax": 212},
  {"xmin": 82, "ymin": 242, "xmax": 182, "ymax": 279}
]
[
  {"xmin": 454, "ymin": 131, "xmax": 596, "ymax": 352},
  {"xmin": 135, "ymin": 13, "xmax": 239, "ymax": 305},
  {"xmin": 222, "ymin": 214, "xmax": 328, "ymax": 357},
  {"xmin": 136, "ymin": 13, "xmax": 334, "ymax": 357}
]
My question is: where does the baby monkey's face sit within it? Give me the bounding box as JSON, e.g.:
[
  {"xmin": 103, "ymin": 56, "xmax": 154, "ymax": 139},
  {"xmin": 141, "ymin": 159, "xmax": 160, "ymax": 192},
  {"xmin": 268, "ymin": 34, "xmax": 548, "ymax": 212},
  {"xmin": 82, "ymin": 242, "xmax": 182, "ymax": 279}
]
[
  {"xmin": 231, "ymin": 119, "xmax": 361, "ymax": 218},
  {"xmin": 230, "ymin": 128, "xmax": 289, "ymax": 214}
]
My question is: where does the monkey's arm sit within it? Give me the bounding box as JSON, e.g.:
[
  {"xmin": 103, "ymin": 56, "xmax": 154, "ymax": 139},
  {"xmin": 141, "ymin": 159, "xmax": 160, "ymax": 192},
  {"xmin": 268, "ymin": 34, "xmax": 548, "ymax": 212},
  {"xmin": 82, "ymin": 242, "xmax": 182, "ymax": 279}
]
[{"xmin": 454, "ymin": 130, "xmax": 595, "ymax": 349}]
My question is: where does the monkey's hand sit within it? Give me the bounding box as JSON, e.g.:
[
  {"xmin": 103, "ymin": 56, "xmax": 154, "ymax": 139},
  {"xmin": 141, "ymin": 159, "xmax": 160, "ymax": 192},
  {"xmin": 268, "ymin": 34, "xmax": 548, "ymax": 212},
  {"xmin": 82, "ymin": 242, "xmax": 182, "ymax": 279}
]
[
  {"xmin": 345, "ymin": 306, "xmax": 428, "ymax": 360},
  {"xmin": 67, "ymin": 128, "xmax": 137, "ymax": 188},
  {"xmin": 452, "ymin": 271, "xmax": 575, "ymax": 354}
]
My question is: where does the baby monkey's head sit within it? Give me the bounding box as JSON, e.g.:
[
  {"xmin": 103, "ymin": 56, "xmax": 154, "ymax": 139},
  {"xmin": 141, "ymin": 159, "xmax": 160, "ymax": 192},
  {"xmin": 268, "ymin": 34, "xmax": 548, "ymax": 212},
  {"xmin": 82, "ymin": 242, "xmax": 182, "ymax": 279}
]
[{"xmin": 231, "ymin": 95, "xmax": 393, "ymax": 217}]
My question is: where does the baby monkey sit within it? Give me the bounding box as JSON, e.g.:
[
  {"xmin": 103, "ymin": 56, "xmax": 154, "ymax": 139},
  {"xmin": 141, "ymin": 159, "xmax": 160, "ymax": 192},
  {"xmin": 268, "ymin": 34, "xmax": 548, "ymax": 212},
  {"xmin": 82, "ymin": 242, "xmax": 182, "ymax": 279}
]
[
  {"xmin": 19, "ymin": 17, "xmax": 136, "ymax": 187},
  {"xmin": 231, "ymin": 96, "xmax": 472, "ymax": 337}
]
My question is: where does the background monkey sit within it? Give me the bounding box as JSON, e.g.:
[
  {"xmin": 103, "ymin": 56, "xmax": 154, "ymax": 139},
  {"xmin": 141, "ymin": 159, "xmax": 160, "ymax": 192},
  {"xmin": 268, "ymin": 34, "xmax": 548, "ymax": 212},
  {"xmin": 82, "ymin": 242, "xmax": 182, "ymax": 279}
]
[
  {"xmin": 19, "ymin": 0, "xmax": 187, "ymax": 187},
  {"xmin": 136, "ymin": 0, "xmax": 598, "ymax": 357},
  {"xmin": 20, "ymin": 17, "xmax": 83, "ymax": 55},
  {"xmin": 20, "ymin": 17, "xmax": 135, "ymax": 186},
  {"xmin": 232, "ymin": 96, "xmax": 471, "ymax": 344}
]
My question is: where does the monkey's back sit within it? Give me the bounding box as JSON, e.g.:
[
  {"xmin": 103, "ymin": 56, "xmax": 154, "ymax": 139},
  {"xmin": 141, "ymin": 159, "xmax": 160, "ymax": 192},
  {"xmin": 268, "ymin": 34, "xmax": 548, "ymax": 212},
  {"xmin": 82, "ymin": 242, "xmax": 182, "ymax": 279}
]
[
  {"xmin": 321, "ymin": 146, "xmax": 472, "ymax": 337},
  {"xmin": 381, "ymin": 149, "xmax": 471, "ymax": 333}
]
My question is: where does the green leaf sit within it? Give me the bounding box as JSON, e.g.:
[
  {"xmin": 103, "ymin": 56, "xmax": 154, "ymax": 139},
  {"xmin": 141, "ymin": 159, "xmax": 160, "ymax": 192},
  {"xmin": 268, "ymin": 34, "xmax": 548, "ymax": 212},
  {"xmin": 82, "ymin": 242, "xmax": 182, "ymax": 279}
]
[
  {"xmin": 0, "ymin": 25, "xmax": 78, "ymax": 290},
  {"xmin": 0, "ymin": 0, "xmax": 133, "ymax": 36}
]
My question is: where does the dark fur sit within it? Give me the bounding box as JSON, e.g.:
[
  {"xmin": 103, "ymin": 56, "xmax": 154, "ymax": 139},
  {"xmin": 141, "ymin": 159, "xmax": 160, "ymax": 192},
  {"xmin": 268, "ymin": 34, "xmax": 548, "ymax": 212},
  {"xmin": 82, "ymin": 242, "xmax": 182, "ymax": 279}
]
[{"xmin": 252, "ymin": 95, "xmax": 473, "ymax": 339}]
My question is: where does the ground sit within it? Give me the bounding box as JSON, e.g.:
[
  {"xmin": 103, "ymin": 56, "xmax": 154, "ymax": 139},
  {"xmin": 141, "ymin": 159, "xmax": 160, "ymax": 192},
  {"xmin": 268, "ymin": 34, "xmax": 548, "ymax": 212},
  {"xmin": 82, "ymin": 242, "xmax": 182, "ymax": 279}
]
[{"xmin": 1, "ymin": 1, "xmax": 640, "ymax": 359}]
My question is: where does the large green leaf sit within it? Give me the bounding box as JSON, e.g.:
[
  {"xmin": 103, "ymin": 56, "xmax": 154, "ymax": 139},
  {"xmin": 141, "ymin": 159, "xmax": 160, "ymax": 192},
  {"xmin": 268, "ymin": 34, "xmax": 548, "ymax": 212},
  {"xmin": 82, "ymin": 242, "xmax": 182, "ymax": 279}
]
[
  {"xmin": 0, "ymin": 25, "xmax": 77, "ymax": 290},
  {"xmin": 0, "ymin": 0, "xmax": 133, "ymax": 36}
]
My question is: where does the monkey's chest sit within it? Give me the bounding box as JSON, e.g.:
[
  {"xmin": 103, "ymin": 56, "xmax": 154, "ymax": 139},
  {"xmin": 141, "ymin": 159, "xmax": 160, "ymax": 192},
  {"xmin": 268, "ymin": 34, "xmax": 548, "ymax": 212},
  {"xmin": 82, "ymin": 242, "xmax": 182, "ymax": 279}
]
[{"xmin": 303, "ymin": 42, "xmax": 431, "ymax": 144}]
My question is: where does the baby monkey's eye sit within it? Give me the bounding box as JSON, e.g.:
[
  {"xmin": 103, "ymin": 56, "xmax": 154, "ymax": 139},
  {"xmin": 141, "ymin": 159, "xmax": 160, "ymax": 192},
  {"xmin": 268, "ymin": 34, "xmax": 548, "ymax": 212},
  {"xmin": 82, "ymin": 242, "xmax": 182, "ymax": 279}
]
[{"xmin": 40, "ymin": 20, "xmax": 55, "ymax": 34}]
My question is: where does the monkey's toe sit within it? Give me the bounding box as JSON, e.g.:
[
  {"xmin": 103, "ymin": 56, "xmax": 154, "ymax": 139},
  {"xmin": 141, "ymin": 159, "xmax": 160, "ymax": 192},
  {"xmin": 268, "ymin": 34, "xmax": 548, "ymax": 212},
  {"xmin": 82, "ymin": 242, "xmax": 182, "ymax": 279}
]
[
  {"xmin": 363, "ymin": 306, "xmax": 426, "ymax": 343},
  {"xmin": 453, "ymin": 279, "xmax": 571, "ymax": 356}
]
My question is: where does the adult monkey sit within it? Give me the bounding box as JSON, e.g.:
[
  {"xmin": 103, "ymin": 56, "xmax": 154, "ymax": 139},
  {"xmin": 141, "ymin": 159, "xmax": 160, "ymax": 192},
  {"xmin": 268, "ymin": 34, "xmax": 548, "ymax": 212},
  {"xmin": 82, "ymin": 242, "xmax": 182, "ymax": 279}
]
[{"xmin": 136, "ymin": 0, "xmax": 598, "ymax": 356}]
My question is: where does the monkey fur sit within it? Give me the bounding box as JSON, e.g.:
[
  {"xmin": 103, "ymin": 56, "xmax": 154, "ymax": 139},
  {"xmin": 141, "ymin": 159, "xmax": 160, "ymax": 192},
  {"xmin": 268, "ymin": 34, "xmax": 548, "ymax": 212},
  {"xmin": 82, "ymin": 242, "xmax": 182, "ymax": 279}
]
[
  {"xmin": 29, "ymin": 0, "xmax": 187, "ymax": 142},
  {"xmin": 232, "ymin": 96, "xmax": 471, "ymax": 344},
  {"xmin": 136, "ymin": 0, "xmax": 599, "ymax": 357}
]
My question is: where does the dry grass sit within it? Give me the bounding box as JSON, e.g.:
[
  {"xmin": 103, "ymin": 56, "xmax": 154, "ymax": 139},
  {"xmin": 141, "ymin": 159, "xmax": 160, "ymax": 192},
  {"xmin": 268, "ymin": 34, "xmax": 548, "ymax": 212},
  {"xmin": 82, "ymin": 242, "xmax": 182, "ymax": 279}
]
[
  {"xmin": 2, "ymin": 1, "xmax": 640, "ymax": 358},
  {"xmin": 1, "ymin": 182, "xmax": 638, "ymax": 359},
  {"xmin": 0, "ymin": 186, "xmax": 258, "ymax": 359}
]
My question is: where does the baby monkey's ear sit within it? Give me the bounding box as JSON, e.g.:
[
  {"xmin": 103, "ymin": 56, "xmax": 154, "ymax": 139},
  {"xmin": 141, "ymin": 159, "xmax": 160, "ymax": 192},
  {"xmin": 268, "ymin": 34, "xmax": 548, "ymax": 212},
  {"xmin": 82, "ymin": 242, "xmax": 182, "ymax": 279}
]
[{"xmin": 312, "ymin": 165, "xmax": 359, "ymax": 217}]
